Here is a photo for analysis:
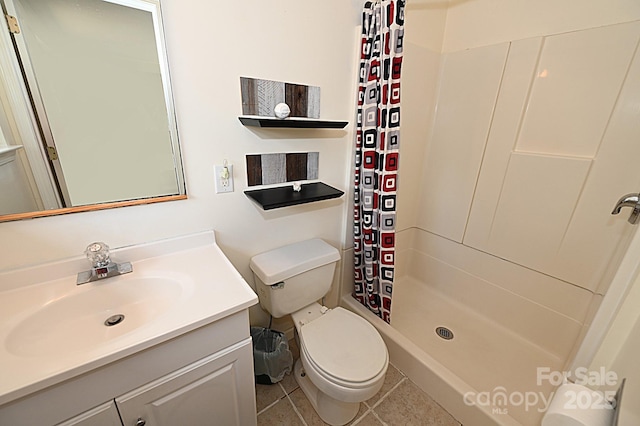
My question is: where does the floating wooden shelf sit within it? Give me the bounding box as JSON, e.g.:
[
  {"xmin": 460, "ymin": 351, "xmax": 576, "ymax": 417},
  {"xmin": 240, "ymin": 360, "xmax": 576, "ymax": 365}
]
[
  {"xmin": 238, "ymin": 116, "xmax": 348, "ymax": 129},
  {"xmin": 244, "ymin": 182, "xmax": 344, "ymax": 210}
]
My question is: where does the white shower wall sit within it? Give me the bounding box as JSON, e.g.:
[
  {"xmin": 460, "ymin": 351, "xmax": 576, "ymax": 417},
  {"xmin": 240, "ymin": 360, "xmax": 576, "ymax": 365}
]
[
  {"xmin": 415, "ymin": 20, "xmax": 640, "ymax": 300},
  {"xmin": 397, "ymin": 2, "xmax": 640, "ymax": 369},
  {"xmin": 395, "ymin": 3, "xmax": 446, "ymax": 231},
  {"xmin": 442, "ymin": 0, "xmax": 640, "ymax": 53}
]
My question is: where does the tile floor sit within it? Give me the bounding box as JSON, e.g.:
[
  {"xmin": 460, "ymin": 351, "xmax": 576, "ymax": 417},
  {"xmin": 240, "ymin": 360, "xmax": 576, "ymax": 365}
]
[{"xmin": 255, "ymin": 339, "xmax": 462, "ymax": 426}]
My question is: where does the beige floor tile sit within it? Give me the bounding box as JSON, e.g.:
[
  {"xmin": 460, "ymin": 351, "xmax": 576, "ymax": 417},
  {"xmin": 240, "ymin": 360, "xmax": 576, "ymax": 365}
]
[
  {"xmin": 353, "ymin": 411, "xmax": 385, "ymax": 425},
  {"xmin": 289, "ymin": 337, "xmax": 300, "ymax": 361},
  {"xmin": 257, "ymin": 397, "xmax": 304, "ymax": 426},
  {"xmin": 289, "ymin": 388, "xmax": 329, "ymax": 425},
  {"xmin": 255, "ymin": 382, "xmax": 286, "ymax": 413},
  {"xmin": 373, "ymin": 380, "xmax": 460, "ymax": 426},
  {"xmin": 279, "ymin": 370, "xmax": 300, "ymax": 395},
  {"xmin": 348, "ymin": 404, "xmax": 372, "ymax": 425},
  {"xmin": 288, "ymin": 387, "xmax": 370, "ymax": 426},
  {"xmin": 366, "ymin": 363, "xmax": 405, "ymax": 407}
]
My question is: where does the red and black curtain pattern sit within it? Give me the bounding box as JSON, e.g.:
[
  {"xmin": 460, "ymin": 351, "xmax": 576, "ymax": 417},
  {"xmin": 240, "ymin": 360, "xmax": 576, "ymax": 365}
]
[{"xmin": 353, "ymin": 0, "xmax": 404, "ymax": 323}]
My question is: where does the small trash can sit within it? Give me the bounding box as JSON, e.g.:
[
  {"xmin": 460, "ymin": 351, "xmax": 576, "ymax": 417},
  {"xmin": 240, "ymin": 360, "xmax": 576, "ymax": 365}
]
[{"xmin": 250, "ymin": 327, "xmax": 293, "ymax": 385}]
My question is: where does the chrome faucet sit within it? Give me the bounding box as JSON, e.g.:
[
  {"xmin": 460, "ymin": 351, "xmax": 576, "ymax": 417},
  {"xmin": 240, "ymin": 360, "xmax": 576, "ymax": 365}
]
[{"xmin": 76, "ymin": 242, "xmax": 133, "ymax": 285}]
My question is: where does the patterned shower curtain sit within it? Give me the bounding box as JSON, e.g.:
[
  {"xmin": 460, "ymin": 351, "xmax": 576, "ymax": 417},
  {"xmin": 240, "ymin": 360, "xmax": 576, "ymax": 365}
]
[{"xmin": 353, "ymin": 0, "xmax": 405, "ymax": 323}]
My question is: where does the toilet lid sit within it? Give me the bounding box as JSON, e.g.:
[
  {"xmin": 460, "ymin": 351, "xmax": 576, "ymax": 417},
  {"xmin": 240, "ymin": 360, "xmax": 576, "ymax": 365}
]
[{"xmin": 299, "ymin": 307, "xmax": 387, "ymax": 384}]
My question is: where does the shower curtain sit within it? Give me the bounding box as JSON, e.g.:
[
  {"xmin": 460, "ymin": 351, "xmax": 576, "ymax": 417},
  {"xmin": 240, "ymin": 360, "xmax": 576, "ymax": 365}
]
[{"xmin": 353, "ymin": 0, "xmax": 404, "ymax": 323}]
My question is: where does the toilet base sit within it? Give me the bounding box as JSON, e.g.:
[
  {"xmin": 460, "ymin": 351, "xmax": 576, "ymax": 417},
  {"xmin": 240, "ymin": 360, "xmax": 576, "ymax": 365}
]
[{"xmin": 294, "ymin": 359, "xmax": 360, "ymax": 426}]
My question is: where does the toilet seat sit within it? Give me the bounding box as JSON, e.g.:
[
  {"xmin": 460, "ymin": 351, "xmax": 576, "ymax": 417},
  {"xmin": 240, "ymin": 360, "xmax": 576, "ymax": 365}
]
[{"xmin": 298, "ymin": 307, "xmax": 388, "ymax": 389}]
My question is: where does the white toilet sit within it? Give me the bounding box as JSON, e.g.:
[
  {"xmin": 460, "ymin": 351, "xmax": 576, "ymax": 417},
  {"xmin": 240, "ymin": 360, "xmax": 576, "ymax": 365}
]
[{"xmin": 250, "ymin": 238, "xmax": 388, "ymax": 426}]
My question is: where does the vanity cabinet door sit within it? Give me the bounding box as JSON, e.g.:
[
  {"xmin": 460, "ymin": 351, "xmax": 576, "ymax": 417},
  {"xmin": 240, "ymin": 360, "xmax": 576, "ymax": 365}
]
[
  {"xmin": 116, "ymin": 338, "xmax": 256, "ymax": 426},
  {"xmin": 56, "ymin": 401, "xmax": 122, "ymax": 426}
]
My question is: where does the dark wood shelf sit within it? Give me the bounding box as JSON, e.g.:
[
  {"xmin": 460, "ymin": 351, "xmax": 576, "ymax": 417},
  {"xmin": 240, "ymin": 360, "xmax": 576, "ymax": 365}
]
[
  {"xmin": 238, "ymin": 116, "xmax": 348, "ymax": 129},
  {"xmin": 244, "ymin": 182, "xmax": 344, "ymax": 210}
]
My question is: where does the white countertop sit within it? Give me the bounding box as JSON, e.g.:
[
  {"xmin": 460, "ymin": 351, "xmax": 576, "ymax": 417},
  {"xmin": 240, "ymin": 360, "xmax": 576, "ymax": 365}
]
[{"xmin": 0, "ymin": 231, "xmax": 258, "ymax": 405}]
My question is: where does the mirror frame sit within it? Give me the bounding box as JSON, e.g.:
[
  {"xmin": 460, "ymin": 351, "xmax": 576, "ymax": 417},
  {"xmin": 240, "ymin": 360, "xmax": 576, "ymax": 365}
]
[
  {"xmin": 1, "ymin": 194, "xmax": 187, "ymax": 222},
  {"xmin": 0, "ymin": 0, "xmax": 186, "ymax": 222}
]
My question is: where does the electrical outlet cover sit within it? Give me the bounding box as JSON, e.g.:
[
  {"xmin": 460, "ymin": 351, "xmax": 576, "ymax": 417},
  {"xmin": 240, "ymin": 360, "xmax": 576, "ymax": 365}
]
[{"xmin": 214, "ymin": 164, "xmax": 234, "ymax": 193}]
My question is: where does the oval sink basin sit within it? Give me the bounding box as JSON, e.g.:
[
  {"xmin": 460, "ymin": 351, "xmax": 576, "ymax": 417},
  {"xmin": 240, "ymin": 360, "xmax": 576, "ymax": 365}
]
[{"xmin": 6, "ymin": 276, "xmax": 184, "ymax": 357}]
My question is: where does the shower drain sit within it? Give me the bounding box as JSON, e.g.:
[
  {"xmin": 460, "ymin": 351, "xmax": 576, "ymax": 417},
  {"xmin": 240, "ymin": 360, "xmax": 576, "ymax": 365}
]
[{"xmin": 435, "ymin": 326, "xmax": 454, "ymax": 340}]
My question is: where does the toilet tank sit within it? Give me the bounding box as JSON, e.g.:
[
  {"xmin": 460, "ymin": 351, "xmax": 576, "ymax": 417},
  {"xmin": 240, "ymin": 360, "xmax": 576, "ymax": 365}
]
[{"xmin": 249, "ymin": 239, "xmax": 341, "ymax": 318}]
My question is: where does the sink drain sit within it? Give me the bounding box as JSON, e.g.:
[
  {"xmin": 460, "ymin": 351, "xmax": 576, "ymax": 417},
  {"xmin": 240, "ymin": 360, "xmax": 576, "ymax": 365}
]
[
  {"xmin": 104, "ymin": 314, "xmax": 125, "ymax": 326},
  {"xmin": 435, "ymin": 326, "xmax": 454, "ymax": 340}
]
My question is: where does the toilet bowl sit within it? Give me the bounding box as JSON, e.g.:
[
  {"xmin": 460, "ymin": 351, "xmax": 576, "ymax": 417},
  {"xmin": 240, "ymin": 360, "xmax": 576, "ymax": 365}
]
[
  {"xmin": 291, "ymin": 304, "xmax": 388, "ymax": 424},
  {"xmin": 250, "ymin": 239, "xmax": 389, "ymax": 425}
]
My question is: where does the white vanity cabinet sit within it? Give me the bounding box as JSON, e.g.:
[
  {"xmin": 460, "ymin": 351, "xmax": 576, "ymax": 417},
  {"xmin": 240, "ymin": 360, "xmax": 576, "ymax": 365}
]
[
  {"xmin": 57, "ymin": 338, "xmax": 254, "ymax": 426},
  {"xmin": 116, "ymin": 338, "xmax": 254, "ymax": 426},
  {"xmin": 2, "ymin": 311, "xmax": 257, "ymax": 426},
  {"xmin": 57, "ymin": 401, "xmax": 121, "ymax": 426}
]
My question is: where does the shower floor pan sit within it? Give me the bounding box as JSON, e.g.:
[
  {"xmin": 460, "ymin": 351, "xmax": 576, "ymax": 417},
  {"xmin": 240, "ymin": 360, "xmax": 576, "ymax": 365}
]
[{"xmin": 343, "ymin": 276, "xmax": 563, "ymax": 426}]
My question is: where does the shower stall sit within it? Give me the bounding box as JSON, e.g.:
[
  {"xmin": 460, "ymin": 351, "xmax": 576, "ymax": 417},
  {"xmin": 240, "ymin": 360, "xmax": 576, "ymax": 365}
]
[{"xmin": 343, "ymin": 3, "xmax": 640, "ymax": 425}]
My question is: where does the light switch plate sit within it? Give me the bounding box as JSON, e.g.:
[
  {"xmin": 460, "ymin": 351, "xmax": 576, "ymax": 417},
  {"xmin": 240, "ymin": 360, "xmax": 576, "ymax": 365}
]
[{"xmin": 214, "ymin": 164, "xmax": 234, "ymax": 193}]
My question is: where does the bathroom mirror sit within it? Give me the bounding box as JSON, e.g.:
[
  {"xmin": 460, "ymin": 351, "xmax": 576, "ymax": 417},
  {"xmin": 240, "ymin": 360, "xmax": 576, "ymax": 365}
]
[{"xmin": 0, "ymin": 0, "xmax": 185, "ymax": 221}]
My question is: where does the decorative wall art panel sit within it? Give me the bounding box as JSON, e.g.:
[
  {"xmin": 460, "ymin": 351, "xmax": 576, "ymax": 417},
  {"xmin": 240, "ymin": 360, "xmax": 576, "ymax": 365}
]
[
  {"xmin": 240, "ymin": 77, "xmax": 321, "ymax": 118},
  {"xmin": 246, "ymin": 152, "xmax": 319, "ymax": 186}
]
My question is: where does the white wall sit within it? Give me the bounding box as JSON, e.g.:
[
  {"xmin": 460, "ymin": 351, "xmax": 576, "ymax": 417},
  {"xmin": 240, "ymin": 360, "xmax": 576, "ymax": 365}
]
[{"xmin": 0, "ymin": 0, "xmax": 360, "ymax": 325}]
